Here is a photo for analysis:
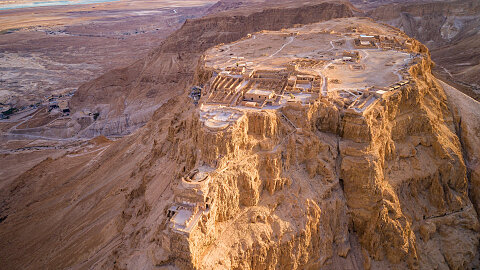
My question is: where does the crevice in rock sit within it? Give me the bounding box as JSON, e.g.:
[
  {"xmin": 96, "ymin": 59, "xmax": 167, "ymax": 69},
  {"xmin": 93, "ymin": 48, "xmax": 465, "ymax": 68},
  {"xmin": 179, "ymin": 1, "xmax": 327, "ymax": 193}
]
[
  {"xmin": 0, "ymin": 215, "xmax": 7, "ymax": 224},
  {"xmin": 447, "ymin": 95, "xmax": 477, "ymax": 217}
]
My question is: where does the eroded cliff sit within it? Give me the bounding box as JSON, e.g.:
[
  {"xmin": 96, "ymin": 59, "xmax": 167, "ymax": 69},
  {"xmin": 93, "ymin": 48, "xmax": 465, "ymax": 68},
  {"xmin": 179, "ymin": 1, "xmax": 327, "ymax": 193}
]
[
  {"xmin": 147, "ymin": 18, "xmax": 480, "ymax": 269},
  {"xmin": 1, "ymin": 13, "xmax": 479, "ymax": 270}
]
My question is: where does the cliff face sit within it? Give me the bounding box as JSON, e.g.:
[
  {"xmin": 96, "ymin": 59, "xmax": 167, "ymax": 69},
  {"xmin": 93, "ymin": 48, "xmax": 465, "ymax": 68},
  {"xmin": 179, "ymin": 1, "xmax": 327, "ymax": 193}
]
[
  {"xmin": 441, "ymin": 80, "xmax": 480, "ymax": 241},
  {"xmin": 158, "ymin": 95, "xmax": 352, "ymax": 269},
  {"xmin": 339, "ymin": 55, "xmax": 479, "ymax": 269},
  {"xmin": 69, "ymin": 1, "xmax": 354, "ymax": 137},
  {"xmin": 149, "ymin": 26, "xmax": 479, "ymax": 268},
  {"xmin": 2, "ymin": 9, "xmax": 480, "ymax": 270}
]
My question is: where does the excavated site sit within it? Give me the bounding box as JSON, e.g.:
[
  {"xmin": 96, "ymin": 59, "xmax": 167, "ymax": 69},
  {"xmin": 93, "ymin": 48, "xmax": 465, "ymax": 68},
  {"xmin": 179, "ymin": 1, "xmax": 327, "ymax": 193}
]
[
  {"xmin": 2, "ymin": 6, "xmax": 480, "ymax": 270},
  {"xmin": 154, "ymin": 17, "xmax": 480, "ymax": 269}
]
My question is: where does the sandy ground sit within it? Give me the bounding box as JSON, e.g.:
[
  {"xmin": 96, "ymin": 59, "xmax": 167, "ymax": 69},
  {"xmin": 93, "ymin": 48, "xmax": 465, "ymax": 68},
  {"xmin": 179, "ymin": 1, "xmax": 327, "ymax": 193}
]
[
  {"xmin": 205, "ymin": 18, "xmax": 411, "ymax": 95},
  {"xmin": 0, "ymin": 148, "xmax": 65, "ymax": 189},
  {"xmin": 0, "ymin": 0, "xmax": 216, "ymax": 107}
]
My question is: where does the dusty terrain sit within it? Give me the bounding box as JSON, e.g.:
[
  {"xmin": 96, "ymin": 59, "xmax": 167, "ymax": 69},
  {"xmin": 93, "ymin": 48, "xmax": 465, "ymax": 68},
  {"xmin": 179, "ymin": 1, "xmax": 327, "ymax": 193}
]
[
  {"xmin": 0, "ymin": 0, "xmax": 216, "ymax": 108},
  {"xmin": 1, "ymin": 1, "xmax": 480, "ymax": 270},
  {"xmin": 2, "ymin": 12, "xmax": 480, "ymax": 269}
]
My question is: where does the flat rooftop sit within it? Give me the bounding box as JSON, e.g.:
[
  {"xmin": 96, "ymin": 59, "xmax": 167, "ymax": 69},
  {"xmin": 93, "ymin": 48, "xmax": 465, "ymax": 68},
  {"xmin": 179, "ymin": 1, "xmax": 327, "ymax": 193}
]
[{"xmin": 247, "ymin": 89, "xmax": 274, "ymax": 96}]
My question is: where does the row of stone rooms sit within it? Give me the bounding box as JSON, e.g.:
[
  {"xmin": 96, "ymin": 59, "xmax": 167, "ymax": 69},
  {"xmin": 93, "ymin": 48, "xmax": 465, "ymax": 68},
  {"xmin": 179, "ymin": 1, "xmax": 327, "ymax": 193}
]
[{"xmin": 202, "ymin": 63, "xmax": 322, "ymax": 108}]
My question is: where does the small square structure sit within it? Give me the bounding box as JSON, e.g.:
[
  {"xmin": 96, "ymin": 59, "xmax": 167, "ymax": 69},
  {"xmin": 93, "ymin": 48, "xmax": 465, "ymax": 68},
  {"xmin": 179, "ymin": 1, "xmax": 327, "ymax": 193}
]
[{"xmin": 245, "ymin": 89, "xmax": 275, "ymax": 102}]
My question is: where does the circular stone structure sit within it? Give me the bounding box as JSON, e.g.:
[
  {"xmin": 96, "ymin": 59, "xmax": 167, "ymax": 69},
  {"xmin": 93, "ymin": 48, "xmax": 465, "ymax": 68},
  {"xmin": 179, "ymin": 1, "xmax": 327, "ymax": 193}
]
[{"xmin": 199, "ymin": 106, "xmax": 245, "ymax": 130}]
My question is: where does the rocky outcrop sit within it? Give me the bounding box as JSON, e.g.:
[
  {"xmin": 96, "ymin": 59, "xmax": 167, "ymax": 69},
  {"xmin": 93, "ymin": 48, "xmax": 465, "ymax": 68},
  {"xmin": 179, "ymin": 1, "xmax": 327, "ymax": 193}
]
[
  {"xmin": 339, "ymin": 55, "xmax": 479, "ymax": 269},
  {"xmin": 148, "ymin": 32, "xmax": 479, "ymax": 269},
  {"xmin": 157, "ymin": 99, "xmax": 349, "ymax": 269}
]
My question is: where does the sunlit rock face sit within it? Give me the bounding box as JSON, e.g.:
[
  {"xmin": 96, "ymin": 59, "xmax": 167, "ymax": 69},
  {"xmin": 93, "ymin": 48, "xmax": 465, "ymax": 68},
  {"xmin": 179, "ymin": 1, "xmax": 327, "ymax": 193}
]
[
  {"xmin": 2, "ymin": 3, "xmax": 480, "ymax": 270},
  {"xmin": 157, "ymin": 18, "xmax": 479, "ymax": 269}
]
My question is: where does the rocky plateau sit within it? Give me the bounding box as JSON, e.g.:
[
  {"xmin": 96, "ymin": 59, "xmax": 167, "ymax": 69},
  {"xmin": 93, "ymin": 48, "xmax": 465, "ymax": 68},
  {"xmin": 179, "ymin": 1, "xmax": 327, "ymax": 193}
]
[{"xmin": 1, "ymin": 1, "xmax": 480, "ymax": 270}]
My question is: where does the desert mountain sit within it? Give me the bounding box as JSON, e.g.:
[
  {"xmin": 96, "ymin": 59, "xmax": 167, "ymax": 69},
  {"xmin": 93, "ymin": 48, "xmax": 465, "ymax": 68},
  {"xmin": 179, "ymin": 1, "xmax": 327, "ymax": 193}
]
[
  {"xmin": 1, "ymin": 1, "xmax": 480, "ymax": 270},
  {"xmin": 2, "ymin": 7, "xmax": 480, "ymax": 269}
]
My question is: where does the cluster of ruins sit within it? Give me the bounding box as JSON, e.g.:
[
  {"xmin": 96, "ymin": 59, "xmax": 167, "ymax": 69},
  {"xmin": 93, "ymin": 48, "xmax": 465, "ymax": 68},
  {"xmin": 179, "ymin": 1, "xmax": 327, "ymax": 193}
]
[
  {"xmin": 202, "ymin": 64, "xmax": 322, "ymax": 110},
  {"xmin": 354, "ymin": 33, "xmax": 413, "ymax": 51},
  {"xmin": 167, "ymin": 167, "xmax": 214, "ymax": 234},
  {"xmin": 163, "ymin": 166, "xmax": 217, "ymax": 265}
]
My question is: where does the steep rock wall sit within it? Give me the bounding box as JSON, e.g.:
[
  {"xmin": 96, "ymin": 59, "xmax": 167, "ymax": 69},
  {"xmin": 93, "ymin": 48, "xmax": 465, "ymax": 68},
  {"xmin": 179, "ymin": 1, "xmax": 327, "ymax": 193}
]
[
  {"xmin": 339, "ymin": 57, "xmax": 480, "ymax": 269},
  {"xmin": 441, "ymin": 80, "xmax": 480, "ymax": 232},
  {"xmin": 157, "ymin": 96, "xmax": 351, "ymax": 269},
  {"xmin": 155, "ymin": 35, "xmax": 480, "ymax": 270}
]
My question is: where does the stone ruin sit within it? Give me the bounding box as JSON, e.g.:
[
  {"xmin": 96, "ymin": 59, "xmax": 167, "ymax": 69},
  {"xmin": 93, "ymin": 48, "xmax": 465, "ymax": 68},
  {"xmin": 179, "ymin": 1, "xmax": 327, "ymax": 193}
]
[
  {"xmin": 202, "ymin": 65, "xmax": 322, "ymax": 110},
  {"xmin": 163, "ymin": 166, "xmax": 217, "ymax": 267}
]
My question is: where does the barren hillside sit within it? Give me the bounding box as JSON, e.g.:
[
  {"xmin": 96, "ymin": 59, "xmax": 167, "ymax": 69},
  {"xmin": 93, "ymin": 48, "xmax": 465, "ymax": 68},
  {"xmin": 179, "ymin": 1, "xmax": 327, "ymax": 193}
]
[
  {"xmin": 2, "ymin": 15, "xmax": 480, "ymax": 269},
  {"xmin": 68, "ymin": 0, "xmax": 354, "ymax": 137}
]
